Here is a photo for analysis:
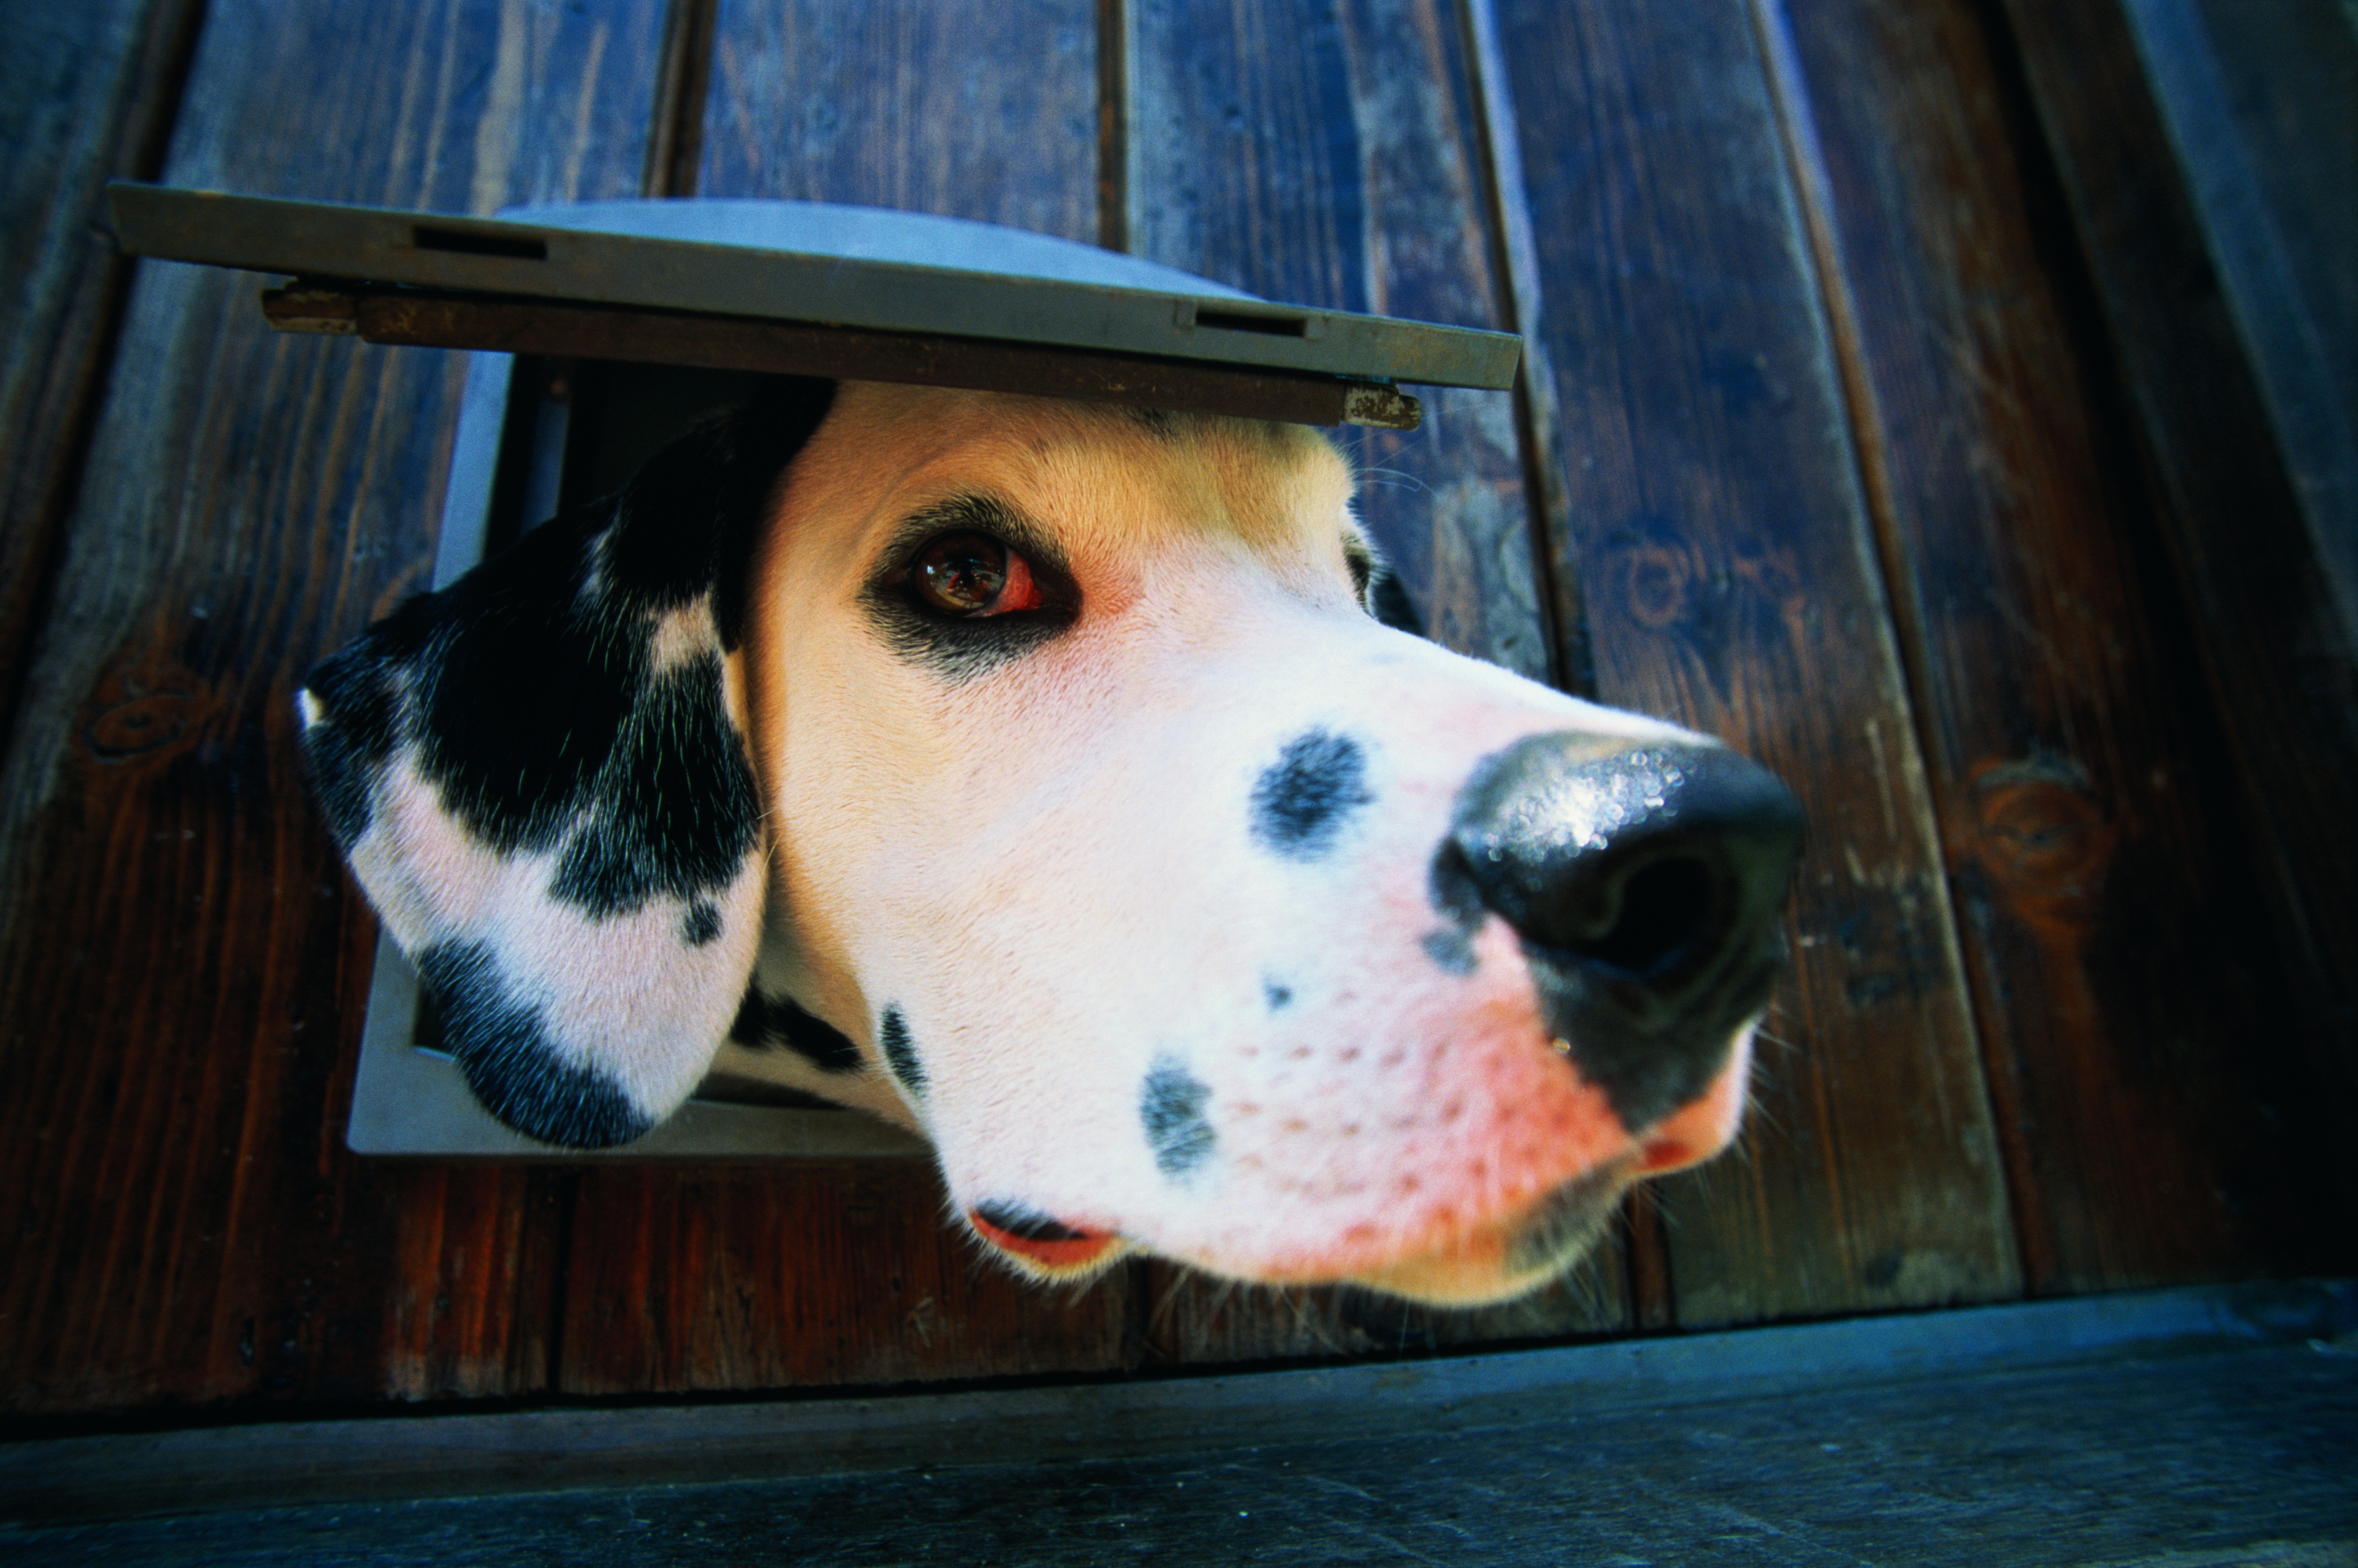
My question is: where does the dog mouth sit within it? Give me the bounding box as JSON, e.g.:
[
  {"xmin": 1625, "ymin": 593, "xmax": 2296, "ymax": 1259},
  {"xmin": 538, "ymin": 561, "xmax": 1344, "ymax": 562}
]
[
  {"xmin": 1325, "ymin": 1155, "xmax": 1640, "ymax": 1306},
  {"xmin": 964, "ymin": 1158, "xmax": 1645, "ymax": 1305},
  {"xmin": 967, "ymin": 1202, "xmax": 1128, "ymax": 1275}
]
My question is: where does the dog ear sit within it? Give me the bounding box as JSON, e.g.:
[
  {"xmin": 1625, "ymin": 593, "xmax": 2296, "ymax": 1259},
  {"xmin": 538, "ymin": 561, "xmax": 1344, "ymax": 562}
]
[{"xmin": 300, "ymin": 379, "xmax": 837, "ymax": 1147}]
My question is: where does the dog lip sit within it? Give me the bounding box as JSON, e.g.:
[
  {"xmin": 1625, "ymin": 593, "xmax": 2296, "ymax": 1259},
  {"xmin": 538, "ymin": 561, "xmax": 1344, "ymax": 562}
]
[
  {"xmin": 1328, "ymin": 1157, "xmax": 1641, "ymax": 1305},
  {"xmin": 967, "ymin": 1205, "xmax": 1124, "ymax": 1270}
]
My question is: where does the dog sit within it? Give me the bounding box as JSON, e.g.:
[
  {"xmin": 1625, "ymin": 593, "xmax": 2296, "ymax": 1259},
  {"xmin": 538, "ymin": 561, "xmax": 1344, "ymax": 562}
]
[{"xmin": 299, "ymin": 377, "xmax": 1803, "ymax": 1306}]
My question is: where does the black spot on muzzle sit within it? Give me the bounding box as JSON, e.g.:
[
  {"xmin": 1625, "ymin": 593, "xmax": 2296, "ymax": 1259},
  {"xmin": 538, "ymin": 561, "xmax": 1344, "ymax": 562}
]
[
  {"xmin": 1430, "ymin": 735, "xmax": 1805, "ymax": 1131},
  {"xmin": 1142, "ymin": 1056, "xmax": 1216, "ymax": 1179},
  {"xmin": 880, "ymin": 1005, "xmax": 926, "ymax": 1096},
  {"xmin": 1250, "ymin": 729, "xmax": 1373, "ymax": 860}
]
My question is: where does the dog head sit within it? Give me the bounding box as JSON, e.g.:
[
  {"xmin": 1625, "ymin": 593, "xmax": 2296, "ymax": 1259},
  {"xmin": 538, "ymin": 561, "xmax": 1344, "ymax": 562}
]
[{"xmin": 303, "ymin": 378, "xmax": 1802, "ymax": 1305}]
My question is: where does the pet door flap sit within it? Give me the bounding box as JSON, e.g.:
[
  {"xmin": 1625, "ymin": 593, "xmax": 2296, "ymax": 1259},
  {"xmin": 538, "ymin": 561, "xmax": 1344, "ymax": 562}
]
[{"xmin": 106, "ymin": 182, "xmax": 1526, "ymax": 430}]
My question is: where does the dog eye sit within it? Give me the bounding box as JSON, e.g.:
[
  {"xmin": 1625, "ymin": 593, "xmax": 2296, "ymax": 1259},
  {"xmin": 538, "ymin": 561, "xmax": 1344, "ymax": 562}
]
[{"xmin": 909, "ymin": 531, "xmax": 1045, "ymax": 618}]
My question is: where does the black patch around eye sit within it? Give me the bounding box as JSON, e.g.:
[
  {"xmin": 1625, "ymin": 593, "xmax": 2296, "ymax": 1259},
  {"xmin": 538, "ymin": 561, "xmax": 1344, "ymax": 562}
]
[
  {"xmin": 880, "ymin": 1005, "xmax": 926, "ymax": 1095},
  {"xmin": 861, "ymin": 495, "xmax": 1080, "ymax": 683},
  {"xmin": 420, "ymin": 942, "xmax": 650, "ymax": 1148},
  {"xmin": 681, "ymin": 900, "xmax": 722, "ymax": 947},
  {"xmin": 1250, "ymin": 729, "xmax": 1374, "ymax": 859},
  {"xmin": 973, "ymin": 1202, "xmax": 1090, "ymax": 1242},
  {"xmin": 1142, "ymin": 1056, "xmax": 1216, "ymax": 1179},
  {"xmin": 730, "ymin": 986, "xmax": 863, "ymax": 1074},
  {"xmin": 547, "ymin": 648, "xmax": 760, "ymax": 919}
]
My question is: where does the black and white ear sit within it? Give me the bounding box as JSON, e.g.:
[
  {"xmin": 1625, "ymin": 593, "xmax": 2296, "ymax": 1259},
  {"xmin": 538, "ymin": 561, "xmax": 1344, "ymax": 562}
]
[{"xmin": 300, "ymin": 379, "xmax": 837, "ymax": 1147}]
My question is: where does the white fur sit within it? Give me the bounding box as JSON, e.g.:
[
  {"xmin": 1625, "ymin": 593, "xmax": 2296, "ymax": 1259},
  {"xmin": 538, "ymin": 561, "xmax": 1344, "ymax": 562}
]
[{"xmin": 717, "ymin": 384, "xmax": 1752, "ymax": 1304}]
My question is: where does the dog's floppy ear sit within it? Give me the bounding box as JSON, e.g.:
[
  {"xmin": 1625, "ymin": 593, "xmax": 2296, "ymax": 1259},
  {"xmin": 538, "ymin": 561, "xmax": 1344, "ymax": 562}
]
[{"xmin": 300, "ymin": 379, "xmax": 837, "ymax": 1147}]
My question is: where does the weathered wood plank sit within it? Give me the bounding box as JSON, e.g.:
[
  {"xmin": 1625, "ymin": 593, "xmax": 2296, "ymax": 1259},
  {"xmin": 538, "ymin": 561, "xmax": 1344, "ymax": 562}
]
[
  {"xmin": 8, "ymin": 1285, "xmax": 2356, "ymax": 1563},
  {"xmin": 1762, "ymin": 0, "xmax": 2353, "ymax": 1291},
  {"xmin": 558, "ymin": 1165, "xmax": 1133, "ymax": 1392},
  {"xmin": 699, "ymin": 0, "xmax": 1100, "ymax": 243},
  {"xmin": 1126, "ymin": 0, "xmax": 1613, "ymax": 1359},
  {"xmin": 0, "ymin": 0, "xmax": 667, "ymax": 1415},
  {"xmin": 552, "ymin": 0, "xmax": 1135, "ymax": 1394},
  {"xmin": 0, "ymin": 0, "xmax": 200, "ymax": 754},
  {"xmin": 1130, "ymin": 0, "xmax": 1551, "ymax": 683},
  {"xmin": 1488, "ymin": 0, "xmax": 2017, "ymax": 1324},
  {"xmin": 1994, "ymin": 0, "xmax": 2358, "ymax": 1230},
  {"xmin": 2161, "ymin": 0, "xmax": 2358, "ymax": 651}
]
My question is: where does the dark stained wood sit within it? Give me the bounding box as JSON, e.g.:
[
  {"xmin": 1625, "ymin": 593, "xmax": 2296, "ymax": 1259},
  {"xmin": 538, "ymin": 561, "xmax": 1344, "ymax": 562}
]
[
  {"xmin": 8, "ymin": 1285, "xmax": 2356, "ymax": 1561},
  {"xmin": 0, "ymin": 0, "xmax": 670, "ymax": 1416},
  {"xmin": 0, "ymin": 0, "xmax": 202, "ymax": 762},
  {"xmin": 699, "ymin": 0, "xmax": 1100, "ymax": 244},
  {"xmin": 2174, "ymin": 0, "xmax": 2358, "ymax": 646},
  {"xmin": 1760, "ymin": 0, "xmax": 2353, "ymax": 1292},
  {"xmin": 1125, "ymin": 0, "xmax": 1615, "ymax": 1358},
  {"xmin": 643, "ymin": 0, "xmax": 722, "ymax": 198},
  {"xmin": 559, "ymin": 1165, "xmax": 1132, "ymax": 1392},
  {"xmin": 1130, "ymin": 0, "xmax": 1552, "ymax": 683},
  {"xmin": 1490, "ymin": 0, "xmax": 2017, "ymax": 1325},
  {"xmin": 1994, "ymin": 0, "xmax": 2358, "ymax": 1227}
]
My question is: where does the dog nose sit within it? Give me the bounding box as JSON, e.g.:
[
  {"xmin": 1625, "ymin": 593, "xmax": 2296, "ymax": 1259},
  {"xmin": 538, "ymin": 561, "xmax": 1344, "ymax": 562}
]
[{"xmin": 1433, "ymin": 735, "xmax": 1805, "ymax": 1131}]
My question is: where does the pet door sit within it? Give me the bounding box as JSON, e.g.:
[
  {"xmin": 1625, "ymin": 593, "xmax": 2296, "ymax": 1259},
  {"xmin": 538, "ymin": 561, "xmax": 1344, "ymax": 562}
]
[{"xmin": 107, "ymin": 185, "xmax": 1521, "ymax": 1157}]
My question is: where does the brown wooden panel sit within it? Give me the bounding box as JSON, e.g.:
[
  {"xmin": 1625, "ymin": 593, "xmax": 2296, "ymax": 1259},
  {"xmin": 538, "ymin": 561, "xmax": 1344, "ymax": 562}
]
[
  {"xmin": 699, "ymin": 0, "xmax": 1100, "ymax": 243},
  {"xmin": 1130, "ymin": 0, "xmax": 1551, "ymax": 683},
  {"xmin": 558, "ymin": 0, "xmax": 1134, "ymax": 1394},
  {"xmin": 0, "ymin": 0, "xmax": 667, "ymax": 1417},
  {"xmin": 1490, "ymin": 0, "xmax": 2017, "ymax": 1325},
  {"xmin": 1125, "ymin": 0, "xmax": 1617, "ymax": 1360},
  {"xmin": 0, "ymin": 0, "xmax": 200, "ymax": 760},
  {"xmin": 1763, "ymin": 0, "xmax": 2353, "ymax": 1291},
  {"xmin": 560, "ymin": 1166, "xmax": 1132, "ymax": 1392},
  {"xmin": 1994, "ymin": 0, "xmax": 2358, "ymax": 1230}
]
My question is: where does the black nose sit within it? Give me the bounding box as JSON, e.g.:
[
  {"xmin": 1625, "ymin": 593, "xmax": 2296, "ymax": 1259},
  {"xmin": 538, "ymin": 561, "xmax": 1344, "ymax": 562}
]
[{"xmin": 1431, "ymin": 734, "xmax": 1805, "ymax": 1131}]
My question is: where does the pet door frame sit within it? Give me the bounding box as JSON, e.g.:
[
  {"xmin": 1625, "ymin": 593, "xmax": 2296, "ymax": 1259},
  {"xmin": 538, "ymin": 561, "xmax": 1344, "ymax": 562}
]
[{"xmin": 343, "ymin": 341, "xmax": 932, "ymax": 1160}]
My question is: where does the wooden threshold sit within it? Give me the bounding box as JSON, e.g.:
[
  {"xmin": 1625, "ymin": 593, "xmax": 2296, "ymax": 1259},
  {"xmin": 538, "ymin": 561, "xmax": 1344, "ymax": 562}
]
[{"xmin": 0, "ymin": 1279, "xmax": 2348, "ymax": 1540}]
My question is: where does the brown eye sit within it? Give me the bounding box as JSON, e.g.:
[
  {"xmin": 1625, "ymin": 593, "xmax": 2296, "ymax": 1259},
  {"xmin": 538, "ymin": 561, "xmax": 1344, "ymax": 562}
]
[{"xmin": 909, "ymin": 531, "xmax": 1043, "ymax": 618}]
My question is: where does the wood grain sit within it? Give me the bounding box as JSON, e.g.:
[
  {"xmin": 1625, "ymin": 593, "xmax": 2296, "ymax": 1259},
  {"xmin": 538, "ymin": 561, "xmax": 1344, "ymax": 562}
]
[
  {"xmin": 0, "ymin": 0, "xmax": 202, "ymax": 767},
  {"xmin": 699, "ymin": 0, "xmax": 1100, "ymax": 243},
  {"xmin": 1489, "ymin": 0, "xmax": 2018, "ymax": 1325},
  {"xmin": 1995, "ymin": 0, "xmax": 2358, "ymax": 1232},
  {"xmin": 1761, "ymin": 0, "xmax": 2352, "ymax": 1291},
  {"xmin": 559, "ymin": 1165, "xmax": 1132, "ymax": 1392},
  {"xmin": 0, "ymin": 0, "xmax": 668, "ymax": 1416},
  {"xmin": 1130, "ymin": 0, "xmax": 1551, "ymax": 683}
]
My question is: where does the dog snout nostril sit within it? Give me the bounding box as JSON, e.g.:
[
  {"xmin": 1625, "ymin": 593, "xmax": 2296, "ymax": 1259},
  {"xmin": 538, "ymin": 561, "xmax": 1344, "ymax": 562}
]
[
  {"xmin": 1565, "ymin": 853, "xmax": 1720, "ymax": 976},
  {"xmin": 1440, "ymin": 734, "xmax": 1805, "ymax": 1128}
]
